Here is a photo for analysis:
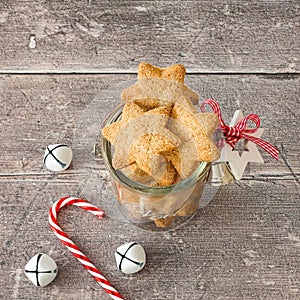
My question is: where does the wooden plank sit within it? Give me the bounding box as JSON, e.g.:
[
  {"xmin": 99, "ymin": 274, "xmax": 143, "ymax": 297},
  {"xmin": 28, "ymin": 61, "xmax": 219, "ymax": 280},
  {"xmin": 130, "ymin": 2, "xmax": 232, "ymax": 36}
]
[
  {"xmin": 0, "ymin": 74, "xmax": 298, "ymax": 174},
  {"xmin": 0, "ymin": 180, "xmax": 299, "ymax": 299},
  {"xmin": 0, "ymin": 1, "xmax": 299, "ymax": 73},
  {"xmin": 0, "ymin": 74, "xmax": 299, "ymax": 299}
]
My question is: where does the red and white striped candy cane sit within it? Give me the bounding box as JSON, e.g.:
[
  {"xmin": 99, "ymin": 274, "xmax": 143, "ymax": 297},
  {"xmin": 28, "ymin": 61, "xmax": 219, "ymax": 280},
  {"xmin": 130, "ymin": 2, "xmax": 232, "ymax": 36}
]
[{"xmin": 49, "ymin": 196, "xmax": 125, "ymax": 300}]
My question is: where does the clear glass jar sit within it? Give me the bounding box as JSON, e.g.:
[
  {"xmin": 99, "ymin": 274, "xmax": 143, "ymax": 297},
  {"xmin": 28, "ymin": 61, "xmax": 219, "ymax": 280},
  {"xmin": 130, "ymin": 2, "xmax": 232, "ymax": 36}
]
[{"xmin": 101, "ymin": 104, "xmax": 212, "ymax": 231}]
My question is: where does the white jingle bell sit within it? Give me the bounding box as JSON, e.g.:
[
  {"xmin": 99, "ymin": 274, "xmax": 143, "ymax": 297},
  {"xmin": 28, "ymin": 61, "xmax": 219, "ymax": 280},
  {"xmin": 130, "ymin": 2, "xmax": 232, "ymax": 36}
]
[
  {"xmin": 115, "ymin": 242, "xmax": 146, "ymax": 274},
  {"xmin": 24, "ymin": 253, "xmax": 58, "ymax": 287},
  {"xmin": 43, "ymin": 144, "xmax": 73, "ymax": 172}
]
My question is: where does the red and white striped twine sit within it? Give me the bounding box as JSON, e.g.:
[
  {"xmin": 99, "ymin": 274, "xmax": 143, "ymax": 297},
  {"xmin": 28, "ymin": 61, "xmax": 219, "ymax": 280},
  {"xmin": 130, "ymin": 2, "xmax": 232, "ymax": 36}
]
[
  {"xmin": 201, "ymin": 98, "xmax": 279, "ymax": 160},
  {"xmin": 49, "ymin": 196, "xmax": 125, "ymax": 300}
]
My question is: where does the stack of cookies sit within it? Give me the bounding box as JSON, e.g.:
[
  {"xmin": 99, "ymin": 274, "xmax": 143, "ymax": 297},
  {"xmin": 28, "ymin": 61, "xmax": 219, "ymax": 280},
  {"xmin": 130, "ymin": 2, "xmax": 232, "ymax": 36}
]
[{"xmin": 102, "ymin": 62, "xmax": 220, "ymax": 227}]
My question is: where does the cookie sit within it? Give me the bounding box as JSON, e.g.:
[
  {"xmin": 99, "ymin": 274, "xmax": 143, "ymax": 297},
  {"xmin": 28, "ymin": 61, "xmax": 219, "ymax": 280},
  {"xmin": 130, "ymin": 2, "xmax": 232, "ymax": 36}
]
[
  {"xmin": 112, "ymin": 114, "xmax": 181, "ymax": 170},
  {"xmin": 153, "ymin": 161, "xmax": 178, "ymax": 187},
  {"xmin": 168, "ymin": 117, "xmax": 192, "ymax": 142},
  {"xmin": 102, "ymin": 104, "xmax": 171, "ymax": 145},
  {"xmin": 167, "ymin": 97, "xmax": 198, "ymax": 142},
  {"xmin": 102, "ymin": 102, "xmax": 145, "ymax": 144},
  {"xmin": 170, "ymin": 100, "xmax": 220, "ymax": 162},
  {"xmin": 133, "ymin": 98, "xmax": 160, "ymax": 111},
  {"xmin": 122, "ymin": 160, "xmax": 178, "ymax": 187},
  {"xmin": 175, "ymin": 178, "xmax": 207, "ymax": 216},
  {"xmin": 166, "ymin": 140, "xmax": 200, "ymax": 179},
  {"xmin": 176, "ymin": 198, "xmax": 198, "ymax": 217},
  {"xmin": 129, "ymin": 163, "xmax": 149, "ymax": 177},
  {"xmin": 122, "ymin": 78, "xmax": 199, "ymax": 106},
  {"xmin": 122, "ymin": 102, "xmax": 146, "ymax": 122},
  {"xmin": 195, "ymin": 112, "xmax": 220, "ymax": 136},
  {"xmin": 144, "ymin": 105, "xmax": 171, "ymax": 119},
  {"xmin": 121, "ymin": 163, "xmax": 154, "ymax": 185},
  {"xmin": 138, "ymin": 62, "xmax": 186, "ymax": 83},
  {"xmin": 102, "ymin": 121, "xmax": 123, "ymax": 144},
  {"xmin": 176, "ymin": 96, "xmax": 198, "ymax": 114},
  {"xmin": 129, "ymin": 133, "xmax": 178, "ymax": 175},
  {"xmin": 154, "ymin": 215, "xmax": 175, "ymax": 228}
]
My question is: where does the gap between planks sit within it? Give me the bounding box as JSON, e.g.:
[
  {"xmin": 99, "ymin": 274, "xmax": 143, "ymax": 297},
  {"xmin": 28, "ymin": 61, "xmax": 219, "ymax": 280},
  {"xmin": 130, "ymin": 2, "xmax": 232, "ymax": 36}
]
[
  {"xmin": 0, "ymin": 70, "xmax": 299, "ymax": 76},
  {"xmin": 0, "ymin": 173, "xmax": 298, "ymax": 182}
]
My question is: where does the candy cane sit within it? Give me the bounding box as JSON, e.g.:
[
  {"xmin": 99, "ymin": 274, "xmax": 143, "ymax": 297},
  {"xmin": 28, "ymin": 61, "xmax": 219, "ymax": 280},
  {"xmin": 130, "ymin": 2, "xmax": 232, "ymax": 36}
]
[{"xmin": 49, "ymin": 196, "xmax": 125, "ymax": 300}]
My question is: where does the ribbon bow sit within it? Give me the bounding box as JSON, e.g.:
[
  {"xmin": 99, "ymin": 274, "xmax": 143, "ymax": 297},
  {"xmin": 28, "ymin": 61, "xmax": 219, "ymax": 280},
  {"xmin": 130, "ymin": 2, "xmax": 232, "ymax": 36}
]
[{"xmin": 201, "ymin": 99, "xmax": 279, "ymax": 160}]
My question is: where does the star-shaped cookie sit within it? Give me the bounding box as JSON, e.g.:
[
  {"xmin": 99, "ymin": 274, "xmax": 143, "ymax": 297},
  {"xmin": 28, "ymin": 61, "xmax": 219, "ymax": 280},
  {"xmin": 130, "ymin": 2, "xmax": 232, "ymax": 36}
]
[
  {"xmin": 170, "ymin": 98, "xmax": 220, "ymax": 162},
  {"xmin": 107, "ymin": 108, "xmax": 181, "ymax": 171},
  {"xmin": 102, "ymin": 102, "xmax": 145, "ymax": 144},
  {"xmin": 138, "ymin": 62, "xmax": 186, "ymax": 83},
  {"xmin": 217, "ymin": 110, "xmax": 264, "ymax": 180},
  {"xmin": 122, "ymin": 160, "xmax": 178, "ymax": 187},
  {"xmin": 121, "ymin": 62, "xmax": 199, "ymax": 105},
  {"xmin": 102, "ymin": 104, "xmax": 170, "ymax": 144}
]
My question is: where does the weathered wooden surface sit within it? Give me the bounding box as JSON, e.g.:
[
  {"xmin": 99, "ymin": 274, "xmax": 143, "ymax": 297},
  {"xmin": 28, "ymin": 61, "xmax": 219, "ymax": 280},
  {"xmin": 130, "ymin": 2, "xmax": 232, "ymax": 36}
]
[
  {"xmin": 0, "ymin": 1, "xmax": 299, "ymax": 73},
  {"xmin": 0, "ymin": 74, "xmax": 299, "ymax": 299},
  {"xmin": 0, "ymin": 74, "xmax": 299, "ymax": 177},
  {"xmin": 0, "ymin": 0, "xmax": 300, "ymax": 299}
]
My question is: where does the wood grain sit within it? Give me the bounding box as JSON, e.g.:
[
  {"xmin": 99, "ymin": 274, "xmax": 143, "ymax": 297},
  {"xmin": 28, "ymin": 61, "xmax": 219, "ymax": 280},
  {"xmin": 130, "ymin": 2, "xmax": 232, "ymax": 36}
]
[
  {"xmin": 1, "ymin": 74, "xmax": 298, "ymax": 172},
  {"xmin": 0, "ymin": 1, "xmax": 299, "ymax": 298},
  {"xmin": 1, "ymin": 180, "xmax": 299, "ymax": 299},
  {"xmin": 0, "ymin": 74, "xmax": 299, "ymax": 299},
  {"xmin": 0, "ymin": 1, "xmax": 299, "ymax": 73}
]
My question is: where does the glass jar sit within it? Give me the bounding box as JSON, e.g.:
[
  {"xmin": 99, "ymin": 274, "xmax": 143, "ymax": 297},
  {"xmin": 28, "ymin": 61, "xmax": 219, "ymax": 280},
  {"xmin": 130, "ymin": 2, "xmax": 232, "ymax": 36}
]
[{"xmin": 101, "ymin": 103, "xmax": 212, "ymax": 231}]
